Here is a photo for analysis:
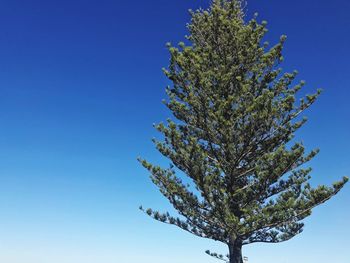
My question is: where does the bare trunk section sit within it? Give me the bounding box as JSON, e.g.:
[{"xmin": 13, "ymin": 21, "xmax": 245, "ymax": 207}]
[{"xmin": 228, "ymin": 239, "xmax": 243, "ymax": 263}]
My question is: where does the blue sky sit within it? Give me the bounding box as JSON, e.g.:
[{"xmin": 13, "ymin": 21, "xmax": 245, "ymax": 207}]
[{"xmin": 0, "ymin": 0, "xmax": 349, "ymax": 262}]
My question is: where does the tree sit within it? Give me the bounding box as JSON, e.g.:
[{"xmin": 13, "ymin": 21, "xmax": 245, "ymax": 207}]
[{"xmin": 138, "ymin": 1, "xmax": 348, "ymax": 263}]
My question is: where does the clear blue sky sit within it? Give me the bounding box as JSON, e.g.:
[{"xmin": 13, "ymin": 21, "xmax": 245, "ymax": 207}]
[{"xmin": 0, "ymin": 0, "xmax": 349, "ymax": 262}]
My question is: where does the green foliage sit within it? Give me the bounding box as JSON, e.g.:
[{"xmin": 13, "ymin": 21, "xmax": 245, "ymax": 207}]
[{"xmin": 139, "ymin": 0, "xmax": 347, "ymax": 261}]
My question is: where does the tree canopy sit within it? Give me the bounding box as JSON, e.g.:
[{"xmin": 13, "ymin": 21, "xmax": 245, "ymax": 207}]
[{"xmin": 139, "ymin": 1, "xmax": 348, "ymax": 262}]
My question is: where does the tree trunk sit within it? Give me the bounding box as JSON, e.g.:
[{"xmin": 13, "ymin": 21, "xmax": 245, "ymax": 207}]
[{"xmin": 228, "ymin": 239, "xmax": 243, "ymax": 263}]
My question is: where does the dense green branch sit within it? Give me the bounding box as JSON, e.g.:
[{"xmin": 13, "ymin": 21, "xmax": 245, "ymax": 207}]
[{"xmin": 140, "ymin": 1, "xmax": 348, "ymax": 261}]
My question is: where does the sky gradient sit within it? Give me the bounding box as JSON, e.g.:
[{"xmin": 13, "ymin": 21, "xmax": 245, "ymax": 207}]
[{"xmin": 0, "ymin": 0, "xmax": 349, "ymax": 262}]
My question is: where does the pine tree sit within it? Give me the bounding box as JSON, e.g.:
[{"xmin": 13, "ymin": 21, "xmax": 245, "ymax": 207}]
[{"xmin": 139, "ymin": 1, "xmax": 348, "ymax": 262}]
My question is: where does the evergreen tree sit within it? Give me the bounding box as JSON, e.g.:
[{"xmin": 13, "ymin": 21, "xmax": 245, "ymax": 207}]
[{"xmin": 139, "ymin": 1, "xmax": 348, "ymax": 262}]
